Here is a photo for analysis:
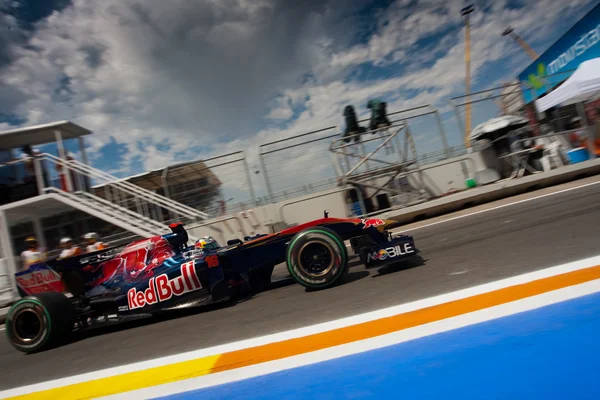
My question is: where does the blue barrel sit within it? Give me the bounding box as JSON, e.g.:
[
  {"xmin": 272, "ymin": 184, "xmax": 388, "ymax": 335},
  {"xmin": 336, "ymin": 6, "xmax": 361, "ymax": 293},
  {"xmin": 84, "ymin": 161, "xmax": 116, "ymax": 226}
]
[{"xmin": 567, "ymin": 147, "xmax": 590, "ymax": 164}]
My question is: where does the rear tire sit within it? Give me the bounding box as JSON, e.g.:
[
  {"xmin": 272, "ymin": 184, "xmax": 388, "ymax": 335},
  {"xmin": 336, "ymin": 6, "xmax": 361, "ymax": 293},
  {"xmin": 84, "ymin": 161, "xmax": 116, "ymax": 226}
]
[
  {"xmin": 286, "ymin": 227, "xmax": 348, "ymax": 290},
  {"xmin": 5, "ymin": 292, "xmax": 76, "ymax": 354}
]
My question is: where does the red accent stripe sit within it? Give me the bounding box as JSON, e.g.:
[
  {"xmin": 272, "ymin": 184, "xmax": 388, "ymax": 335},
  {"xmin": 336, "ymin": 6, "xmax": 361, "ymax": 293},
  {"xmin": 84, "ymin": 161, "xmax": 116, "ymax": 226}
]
[
  {"xmin": 242, "ymin": 218, "xmax": 362, "ymax": 247},
  {"xmin": 277, "ymin": 218, "xmax": 358, "ymax": 236}
]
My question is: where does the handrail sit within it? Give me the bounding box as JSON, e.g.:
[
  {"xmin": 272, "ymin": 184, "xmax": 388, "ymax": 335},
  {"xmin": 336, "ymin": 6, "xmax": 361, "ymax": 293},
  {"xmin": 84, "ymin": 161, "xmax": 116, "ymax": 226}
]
[
  {"xmin": 43, "ymin": 187, "xmax": 157, "ymax": 238},
  {"xmin": 44, "ymin": 153, "xmax": 207, "ymax": 218},
  {"xmin": 73, "ymin": 191, "xmax": 168, "ymax": 232},
  {"xmin": 42, "ymin": 153, "xmax": 208, "ymax": 220},
  {"xmin": 51, "ymin": 153, "xmax": 208, "ymax": 218},
  {"xmin": 186, "ymin": 214, "xmax": 248, "ymax": 236}
]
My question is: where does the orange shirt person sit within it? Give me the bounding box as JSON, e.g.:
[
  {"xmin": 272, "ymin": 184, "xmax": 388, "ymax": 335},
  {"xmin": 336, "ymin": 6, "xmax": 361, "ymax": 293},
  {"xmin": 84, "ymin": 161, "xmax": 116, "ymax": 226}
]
[
  {"xmin": 84, "ymin": 232, "xmax": 107, "ymax": 253},
  {"xmin": 58, "ymin": 237, "xmax": 83, "ymax": 260}
]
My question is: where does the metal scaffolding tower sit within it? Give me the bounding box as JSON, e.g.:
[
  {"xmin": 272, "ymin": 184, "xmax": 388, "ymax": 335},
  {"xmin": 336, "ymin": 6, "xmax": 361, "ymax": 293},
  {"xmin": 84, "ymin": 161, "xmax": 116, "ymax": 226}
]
[{"xmin": 329, "ymin": 122, "xmax": 429, "ymax": 211}]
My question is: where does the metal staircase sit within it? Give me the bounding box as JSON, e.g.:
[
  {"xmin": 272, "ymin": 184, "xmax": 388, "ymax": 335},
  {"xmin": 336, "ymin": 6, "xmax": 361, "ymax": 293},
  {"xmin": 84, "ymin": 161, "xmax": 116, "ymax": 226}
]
[{"xmin": 32, "ymin": 154, "xmax": 209, "ymax": 240}]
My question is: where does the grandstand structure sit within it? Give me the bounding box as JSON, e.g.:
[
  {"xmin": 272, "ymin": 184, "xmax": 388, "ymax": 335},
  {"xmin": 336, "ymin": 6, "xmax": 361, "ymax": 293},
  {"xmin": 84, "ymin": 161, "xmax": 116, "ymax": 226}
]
[{"xmin": 0, "ymin": 122, "xmax": 213, "ymax": 304}]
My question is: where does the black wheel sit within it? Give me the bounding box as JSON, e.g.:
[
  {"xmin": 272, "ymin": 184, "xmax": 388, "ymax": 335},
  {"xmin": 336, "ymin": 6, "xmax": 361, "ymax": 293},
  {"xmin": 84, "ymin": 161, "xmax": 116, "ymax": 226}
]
[
  {"xmin": 5, "ymin": 292, "xmax": 77, "ymax": 354},
  {"xmin": 286, "ymin": 227, "xmax": 348, "ymax": 290}
]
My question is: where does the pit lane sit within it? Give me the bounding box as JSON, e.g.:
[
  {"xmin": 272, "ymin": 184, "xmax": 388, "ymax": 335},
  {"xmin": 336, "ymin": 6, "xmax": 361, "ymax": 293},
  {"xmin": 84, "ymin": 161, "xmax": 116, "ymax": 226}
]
[{"xmin": 1, "ymin": 176, "xmax": 599, "ymax": 391}]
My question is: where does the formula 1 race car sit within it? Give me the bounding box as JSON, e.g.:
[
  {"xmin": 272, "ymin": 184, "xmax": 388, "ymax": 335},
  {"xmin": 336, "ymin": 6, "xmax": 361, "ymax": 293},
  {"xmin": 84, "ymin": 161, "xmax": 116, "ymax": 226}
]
[{"xmin": 5, "ymin": 214, "xmax": 419, "ymax": 353}]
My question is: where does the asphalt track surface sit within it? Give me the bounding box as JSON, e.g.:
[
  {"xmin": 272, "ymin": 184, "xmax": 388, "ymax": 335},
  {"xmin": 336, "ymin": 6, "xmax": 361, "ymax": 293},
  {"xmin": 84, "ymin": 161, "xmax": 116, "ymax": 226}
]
[{"xmin": 1, "ymin": 177, "xmax": 600, "ymax": 390}]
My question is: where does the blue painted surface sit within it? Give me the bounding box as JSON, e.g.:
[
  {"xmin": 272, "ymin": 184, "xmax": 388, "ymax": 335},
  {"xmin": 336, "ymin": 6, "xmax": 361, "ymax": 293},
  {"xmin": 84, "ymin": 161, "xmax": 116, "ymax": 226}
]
[{"xmin": 156, "ymin": 292, "xmax": 600, "ymax": 400}]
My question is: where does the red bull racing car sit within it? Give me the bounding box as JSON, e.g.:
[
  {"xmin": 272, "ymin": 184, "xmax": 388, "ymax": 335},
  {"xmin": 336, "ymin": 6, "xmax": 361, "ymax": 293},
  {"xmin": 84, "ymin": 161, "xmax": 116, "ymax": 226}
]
[{"xmin": 5, "ymin": 214, "xmax": 418, "ymax": 353}]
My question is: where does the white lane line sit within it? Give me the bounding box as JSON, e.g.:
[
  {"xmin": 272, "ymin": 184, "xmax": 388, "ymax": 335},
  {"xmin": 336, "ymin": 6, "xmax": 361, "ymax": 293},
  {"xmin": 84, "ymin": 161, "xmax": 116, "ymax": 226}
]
[
  {"xmin": 449, "ymin": 270, "xmax": 470, "ymax": 275},
  {"xmin": 3, "ymin": 255, "xmax": 600, "ymax": 399},
  {"xmin": 398, "ymin": 179, "xmax": 600, "ymax": 233},
  {"xmin": 104, "ymin": 278, "xmax": 600, "ymax": 399}
]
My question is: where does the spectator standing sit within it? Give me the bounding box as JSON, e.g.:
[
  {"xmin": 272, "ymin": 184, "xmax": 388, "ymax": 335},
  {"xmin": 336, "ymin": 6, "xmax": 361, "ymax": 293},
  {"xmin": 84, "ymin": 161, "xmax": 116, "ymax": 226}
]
[
  {"xmin": 84, "ymin": 232, "xmax": 107, "ymax": 253},
  {"xmin": 58, "ymin": 237, "xmax": 83, "ymax": 260},
  {"xmin": 20, "ymin": 236, "xmax": 47, "ymax": 271}
]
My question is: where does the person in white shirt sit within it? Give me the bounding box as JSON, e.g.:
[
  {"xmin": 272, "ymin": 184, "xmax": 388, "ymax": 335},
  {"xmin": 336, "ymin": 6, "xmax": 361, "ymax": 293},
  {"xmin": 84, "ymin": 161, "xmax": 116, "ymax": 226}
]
[
  {"xmin": 84, "ymin": 232, "xmax": 107, "ymax": 253},
  {"xmin": 58, "ymin": 237, "xmax": 83, "ymax": 260},
  {"xmin": 20, "ymin": 236, "xmax": 47, "ymax": 271}
]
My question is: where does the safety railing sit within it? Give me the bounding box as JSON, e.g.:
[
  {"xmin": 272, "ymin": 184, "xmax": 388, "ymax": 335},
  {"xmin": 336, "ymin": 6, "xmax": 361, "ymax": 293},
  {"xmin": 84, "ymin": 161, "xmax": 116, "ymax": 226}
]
[
  {"xmin": 35, "ymin": 153, "xmax": 209, "ymax": 226},
  {"xmin": 46, "ymin": 187, "xmax": 168, "ymax": 233},
  {"xmin": 0, "ymin": 257, "xmax": 18, "ymax": 306},
  {"xmin": 161, "ymin": 151, "xmax": 257, "ymax": 219},
  {"xmin": 60, "ymin": 153, "xmax": 208, "ymax": 218},
  {"xmin": 42, "ymin": 187, "xmax": 165, "ymax": 238},
  {"xmin": 259, "ymin": 126, "xmax": 340, "ymax": 204}
]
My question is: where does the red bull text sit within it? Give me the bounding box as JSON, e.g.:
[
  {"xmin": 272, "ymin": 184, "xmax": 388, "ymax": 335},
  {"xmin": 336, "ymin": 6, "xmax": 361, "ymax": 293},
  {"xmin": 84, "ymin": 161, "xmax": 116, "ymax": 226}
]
[
  {"xmin": 16, "ymin": 266, "xmax": 62, "ymax": 295},
  {"xmin": 127, "ymin": 261, "xmax": 202, "ymax": 310}
]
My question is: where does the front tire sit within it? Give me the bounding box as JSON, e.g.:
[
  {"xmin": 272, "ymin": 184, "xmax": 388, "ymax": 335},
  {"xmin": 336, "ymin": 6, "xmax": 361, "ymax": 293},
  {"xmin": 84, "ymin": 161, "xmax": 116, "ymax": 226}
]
[
  {"xmin": 5, "ymin": 292, "xmax": 76, "ymax": 353},
  {"xmin": 286, "ymin": 227, "xmax": 348, "ymax": 290}
]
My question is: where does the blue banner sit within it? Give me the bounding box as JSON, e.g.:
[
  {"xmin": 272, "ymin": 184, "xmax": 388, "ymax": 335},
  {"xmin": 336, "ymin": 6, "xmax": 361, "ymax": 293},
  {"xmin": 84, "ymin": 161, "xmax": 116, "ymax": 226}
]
[{"xmin": 518, "ymin": 4, "xmax": 600, "ymax": 104}]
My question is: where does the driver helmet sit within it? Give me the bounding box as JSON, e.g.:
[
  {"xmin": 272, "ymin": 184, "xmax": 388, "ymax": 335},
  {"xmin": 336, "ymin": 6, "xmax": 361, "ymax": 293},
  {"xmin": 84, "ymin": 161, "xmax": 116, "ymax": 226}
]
[{"xmin": 194, "ymin": 236, "xmax": 219, "ymax": 250}]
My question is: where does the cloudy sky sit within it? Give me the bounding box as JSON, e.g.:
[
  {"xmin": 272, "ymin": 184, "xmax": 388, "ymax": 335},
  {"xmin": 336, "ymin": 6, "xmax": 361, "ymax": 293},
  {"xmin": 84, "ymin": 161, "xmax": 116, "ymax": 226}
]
[{"xmin": 0, "ymin": 0, "xmax": 597, "ymax": 201}]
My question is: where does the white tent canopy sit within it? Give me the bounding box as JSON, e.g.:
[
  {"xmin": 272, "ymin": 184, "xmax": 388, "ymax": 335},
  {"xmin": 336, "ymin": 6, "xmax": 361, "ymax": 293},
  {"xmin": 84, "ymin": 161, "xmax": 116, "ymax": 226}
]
[{"xmin": 535, "ymin": 57, "xmax": 600, "ymax": 113}]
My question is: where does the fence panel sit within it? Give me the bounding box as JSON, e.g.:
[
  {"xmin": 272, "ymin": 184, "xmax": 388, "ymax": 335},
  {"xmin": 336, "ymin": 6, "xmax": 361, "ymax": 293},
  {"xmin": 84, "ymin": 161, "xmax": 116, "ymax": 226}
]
[
  {"xmin": 164, "ymin": 151, "xmax": 256, "ymax": 218},
  {"xmin": 259, "ymin": 126, "xmax": 340, "ymax": 203},
  {"xmin": 449, "ymin": 70, "xmax": 576, "ymax": 146}
]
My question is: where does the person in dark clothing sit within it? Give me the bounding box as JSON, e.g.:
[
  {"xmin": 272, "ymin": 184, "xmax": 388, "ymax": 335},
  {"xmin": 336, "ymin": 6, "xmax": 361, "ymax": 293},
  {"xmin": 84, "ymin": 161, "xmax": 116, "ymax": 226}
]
[
  {"xmin": 367, "ymin": 99, "xmax": 392, "ymax": 132},
  {"xmin": 342, "ymin": 105, "xmax": 367, "ymax": 143}
]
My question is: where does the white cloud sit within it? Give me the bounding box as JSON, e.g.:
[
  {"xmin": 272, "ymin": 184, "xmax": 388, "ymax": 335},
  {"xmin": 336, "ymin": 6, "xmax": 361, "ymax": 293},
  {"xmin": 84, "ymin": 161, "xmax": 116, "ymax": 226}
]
[{"xmin": 0, "ymin": 0, "xmax": 597, "ymax": 202}]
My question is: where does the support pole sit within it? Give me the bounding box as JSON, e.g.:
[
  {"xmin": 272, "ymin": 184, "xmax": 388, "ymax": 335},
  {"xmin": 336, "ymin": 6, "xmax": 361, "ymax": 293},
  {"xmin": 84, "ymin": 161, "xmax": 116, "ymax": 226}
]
[
  {"xmin": 0, "ymin": 210, "xmax": 19, "ymax": 297},
  {"xmin": 161, "ymin": 166, "xmax": 176, "ymax": 221},
  {"xmin": 78, "ymin": 137, "xmax": 89, "ymax": 166},
  {"xmin": 55, "ymin": 130, "xmax": 73, "ymax": 192},
  {"xmin": 34, "ymin": 157, "xmax": 45, "ymax": 196},
  {"xmin": 78, "ymin": 137, "xmax": 91, "ymax": 191},
  {"xmin": 259, "ymin": 154, "xmax": 274, "ymax": 204},
  {"xmin": 241, "ymin": 152, "xmax": 257, "ymax": 205},
  {"xmin": 32, "ymin": 216, "xmax": 47, "ymax": 251},
  {"xmin": 431, "ymin": 107, "xmax": 451, "ymax": 158},
  {"xmin": 461, "ymin": 5, "xmax": 475, "ymax": 148},
  {"xmin": 576, "ymin": 102, "xmax": 596, "ymax": 160}
]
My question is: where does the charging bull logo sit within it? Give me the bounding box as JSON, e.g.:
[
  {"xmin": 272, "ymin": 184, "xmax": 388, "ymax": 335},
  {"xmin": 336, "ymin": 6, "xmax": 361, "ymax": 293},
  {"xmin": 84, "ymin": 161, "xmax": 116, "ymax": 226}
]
[
  {"xmin": 83, "ymin": 236, "xmax": 175, "ymax": 289},
  {"xmin": 127, "ymin": 261, "xmax": 202, "ymax": 310},
  {"xmin": 361, "ymin": 218, "xmax": 385, "ymax": 229}
]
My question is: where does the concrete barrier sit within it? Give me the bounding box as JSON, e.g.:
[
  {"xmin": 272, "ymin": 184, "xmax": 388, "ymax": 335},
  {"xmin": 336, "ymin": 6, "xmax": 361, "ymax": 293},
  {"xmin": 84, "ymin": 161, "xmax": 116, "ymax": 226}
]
[{"xmin": 378, "ymin": 158, "xmax": 600, "ymax": 224}]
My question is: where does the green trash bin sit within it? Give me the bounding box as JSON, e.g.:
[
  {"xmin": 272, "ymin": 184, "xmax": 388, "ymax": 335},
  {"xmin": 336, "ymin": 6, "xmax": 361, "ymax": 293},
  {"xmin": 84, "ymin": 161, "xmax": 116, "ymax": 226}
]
[{"xmin": 465, "ymin": 178, "xmax": 477, "ymax": 189}]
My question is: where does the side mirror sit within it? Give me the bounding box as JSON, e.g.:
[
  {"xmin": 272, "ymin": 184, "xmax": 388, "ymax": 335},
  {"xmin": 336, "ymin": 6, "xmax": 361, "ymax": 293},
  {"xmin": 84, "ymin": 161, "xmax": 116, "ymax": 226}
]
[{"xmin": 227, "ymin": 239, "xmax": 243, "ymax": 246}]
